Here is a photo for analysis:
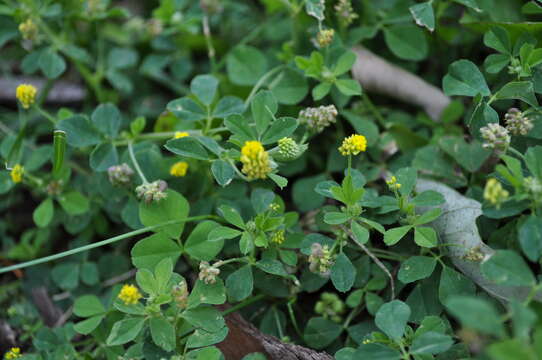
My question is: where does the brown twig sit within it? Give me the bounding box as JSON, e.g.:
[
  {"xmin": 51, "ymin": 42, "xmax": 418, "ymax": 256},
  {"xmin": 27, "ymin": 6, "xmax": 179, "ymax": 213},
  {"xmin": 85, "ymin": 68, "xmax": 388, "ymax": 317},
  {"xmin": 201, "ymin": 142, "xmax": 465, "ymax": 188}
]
[{"xmin": 352, "ymin": 46, "xmax": 451, "ymax": 121}]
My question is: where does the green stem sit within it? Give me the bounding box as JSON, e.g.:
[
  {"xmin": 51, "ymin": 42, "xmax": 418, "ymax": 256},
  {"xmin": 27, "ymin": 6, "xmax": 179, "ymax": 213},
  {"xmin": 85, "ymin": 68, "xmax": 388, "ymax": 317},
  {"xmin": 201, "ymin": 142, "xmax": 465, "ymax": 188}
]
[
  {"xmin": 128, "ymin": 141, "xmax": 149, "ymax": 184},
  {"xmin": 215, "ymin": 14, "xmax": 280, "ymax": 71},
  {"xmin": 506, "ymin": 146, "xmax": 525, "ymax": 161},
  {"xmin": 37, "ymin": 79, "xmax": 54, "ymax": 106},
  {"xmin": 35, "ymin": 105, "xmax": 57, "ymax": 124},
  {"xmin": 244, "ymin": 65, "xmax": 284, "ymax": 107},
  {"xmin": 202, "ymin": 14, "xmax": 217, "ymax": 73},
  {"xmin": 287, "ymin": 300, "xmax": 303, "ymax": 338},
  {"xmin": 222, "ymin": 293, "xmax": 265, "ymax": 316},
  {"xmin": 362, "ymin": 93, "xmax": 386, "ymax": 125},
  {"xmin": 0, "ymin": 216, "xmax": 212, "ymax": 274},
  {"xmin": 228, "ymin": 159, "xmax": 249, "ymax": 181}
]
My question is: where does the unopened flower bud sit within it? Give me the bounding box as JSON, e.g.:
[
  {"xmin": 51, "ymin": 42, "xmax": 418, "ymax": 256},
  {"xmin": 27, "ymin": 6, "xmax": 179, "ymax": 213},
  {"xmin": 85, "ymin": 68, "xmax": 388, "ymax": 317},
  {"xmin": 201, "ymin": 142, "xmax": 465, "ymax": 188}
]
[
  {"xmin": 299, "ymin": 105, "xmax": 338, "ymax": 133},
  {"xmin": 136, "ymin": 180, "xmax": 168, "ymax": 203},
  {"xmin": 504, "ymin": 108, "xmax": 533, "ymax": 136},
  {"xmin": 108, "ymin": 163, "xmax": 134, "ymax": 186},
  {"xmin": 276, "ymin": 137, "xmax": 305, "ymax": 162},
  {"xmin": 480, "ymin": 123, "xmax": 510, "ymax": 152}
]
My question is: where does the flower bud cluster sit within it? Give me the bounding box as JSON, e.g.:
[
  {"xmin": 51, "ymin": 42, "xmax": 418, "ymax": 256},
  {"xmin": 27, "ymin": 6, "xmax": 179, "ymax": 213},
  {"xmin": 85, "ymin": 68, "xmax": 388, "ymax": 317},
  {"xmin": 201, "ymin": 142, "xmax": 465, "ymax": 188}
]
[
  {"xmin": 317, "ymin": 29, "xmax": 334, "ymax": 47},
  {"xmin": 299, "ymin": 105, "xmax": 338, "ymax": 133},
  {"xmin": 314, "ymin": 292, "xmax": 345, "ymax": 323},
  {"xmin": 136, "ymin": 180, "xmax": 168, "ymax": 203},
  {"xmin": 483, "ymin": 178, "xmax": 509, "ymax": 209},
  {"xmin": 308, "ymin": 243, "xmax": 334, "ymax": 275},
  {"xmin": 504, "ymin": 108, "xmax": 533, "ymax": 136},
  {"xmin": 198, "ymin": 261, "xmax": 220, "ymax": 284},
  {"xmin": 335, "ymin": 0, "xmax": 358, "ymax": 26},
  {"xmin": 480, "ymin": 123, "xmax": 510, "ymax": 152},
  {"xmin": 108, "ymin": 163, "xmax": 134, "ymax": 186}
]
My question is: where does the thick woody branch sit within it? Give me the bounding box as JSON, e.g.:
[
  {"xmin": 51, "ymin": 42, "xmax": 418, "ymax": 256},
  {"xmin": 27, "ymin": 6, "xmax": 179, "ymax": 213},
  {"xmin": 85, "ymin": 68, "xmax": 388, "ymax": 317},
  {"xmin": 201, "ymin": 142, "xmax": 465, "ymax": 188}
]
[{"xmin": 352, "ymin": 46, "xmax": 451, "ymax": 121}]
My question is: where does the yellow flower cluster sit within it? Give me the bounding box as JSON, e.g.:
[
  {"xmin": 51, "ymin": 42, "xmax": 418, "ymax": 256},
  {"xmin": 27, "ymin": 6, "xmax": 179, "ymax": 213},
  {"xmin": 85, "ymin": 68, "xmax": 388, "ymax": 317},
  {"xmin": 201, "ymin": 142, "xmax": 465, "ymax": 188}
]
[
  {"xmin": 317, "ymin": 29, "xmax": 334, "ymax": 47},
  {"xmin": 240, "ymin": 141, "xmax": 272, "ymax": 180},
  {"xmin": 118, "ymin": 284, "xmax": 142, "ymax": 305},
  {"xmin": 338, "ymin": 134, "xmax": 367, "ymax": 156},
  {"xmin": 170, "ymin": 161, "xmax": 189, "ymax": 177},
  {"xmin": 483, "ymin": 178, "xmax": 509, "ymax": 208},
  {"xmin": 386, "ymin": 176, "xmax": 401, "ymax": 190},
  {"xmin": 271, "ymin": 230, "xmax": 285, "ymax": 245},
  {"xmin": 174, "ymin": 131, "xmax": 190, "ymax": 139},
  {"xmin": 5, "ymin": 347, "xmax": 21, "ymax": 359},
  {"xmin": 10, "ymin": 164, "xmax": 24, "ymax": 183},
  {"xmin": 16, "ymin": 84, "xmax": 37, "ymax": 109},
  {"xmin": 19, "ymin": 19, "xmax": 38, "ymax": 40}
]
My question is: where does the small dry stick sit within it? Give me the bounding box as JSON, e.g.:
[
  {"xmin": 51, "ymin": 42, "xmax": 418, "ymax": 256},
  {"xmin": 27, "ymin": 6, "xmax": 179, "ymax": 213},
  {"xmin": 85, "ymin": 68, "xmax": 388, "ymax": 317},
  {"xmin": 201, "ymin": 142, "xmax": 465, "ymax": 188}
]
[{"xmin": 340, "ymin": 225, "xmax": 395, "ymax": 300}]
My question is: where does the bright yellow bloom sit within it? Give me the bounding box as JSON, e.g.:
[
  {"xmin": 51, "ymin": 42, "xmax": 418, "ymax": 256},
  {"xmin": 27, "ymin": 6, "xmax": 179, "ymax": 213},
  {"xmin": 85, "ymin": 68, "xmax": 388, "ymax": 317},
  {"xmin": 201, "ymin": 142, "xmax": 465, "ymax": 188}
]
[
  {"xmin": 338, "ymin": 134, "xmax": 367, "ymax": 156},
  {"xmin": 10, "ymin": 164, "xmax": 24, "ymax": 183},
  {"xmin": 386, "ymin": 176, "xmax": 401, "ymax": 190},
  {"xmin": 5, "ymin": 347, "xmax": 21, "ymax": 359},
  {"xmin": 16, "ymin": 84, "xmax": 37, "ymax": 109},
  {"xmin": 483, "ymin": 178, "xmax": 509, "ymax": 209},
  {"xmin": 271, "ymin": 230, "xmax": 285, "ymax": 245},
  {"xmin": 241, "ymin": 141, "xmax": 265, "ymax": 157},
  {"xmin": 170, "ymin": 161, "xmax": 189, "ymax": 177},
  {"xmin": 174, "ymin": 131, "xmax": 190, "ymax": 139},
  {"xmin": 118, "ymin": 284, "xmax": 142, "ymax": 305},
  {"xmin": 240, "ymin": 141, "xmax": 271, "ymax": 180}
]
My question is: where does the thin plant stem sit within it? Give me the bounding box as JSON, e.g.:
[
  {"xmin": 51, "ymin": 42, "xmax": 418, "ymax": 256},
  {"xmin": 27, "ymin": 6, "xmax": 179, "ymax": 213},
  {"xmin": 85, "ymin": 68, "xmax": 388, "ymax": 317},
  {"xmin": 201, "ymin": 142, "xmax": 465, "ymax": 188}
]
[
  {"xmin": 341, "ymin": 224, "xmax": 395, "ymax": 300},
  {"xmin": 222, "ymin": 293, "xmax": 266, "ymax": 316},
  {"xmin": 506, "ymin": 146, "xmax": 525, "ymax": 161},
  {"xmin": 362, "ymin": 93, "xmax": 386, "ymax": 125},
  {"xmin": 128, "ymin": 141, "xmax": 149, "ymax": 184},
  {"xmin": 202, "ymin": 13, "xmax": 216, "ymax": 72},
  {"xmin": 35, "ymin": 105, "xmax": 57, "ymax": 124},
  {"xmin": 244, "ymin": 65, "xmax": 284, "ymax": 106},
  {"xmin": 287, "ymin": 300, "xmax": 303, "ymax": 338},
  {"xmin": 228, "ymin": 159, "xmax": 249, "ymax": 181},
  {"xmin": 0, "ymin": 215, "xmax": 213, "ymax": 274}
]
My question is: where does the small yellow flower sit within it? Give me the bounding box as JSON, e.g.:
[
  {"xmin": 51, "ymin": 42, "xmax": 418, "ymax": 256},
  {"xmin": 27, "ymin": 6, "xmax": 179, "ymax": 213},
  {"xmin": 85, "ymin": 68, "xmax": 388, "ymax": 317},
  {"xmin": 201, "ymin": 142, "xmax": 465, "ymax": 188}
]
[
  {"xmin": 5, "ymin": 347, "xmax": 21, "ymax": 359},
  {"xmin": 170, "ymin": 161, "xmax": 189, "ymax": 177},
  {"xmin": 271, "ymin": 230, "xmax": 285, "ymax": 245},
  {"xmin": 19, "ymin": 18, "xmax": 38, "ymax": 40},
  {"xmin": 10, "ymin": 164, "xmax": 24, "ymax": 183},
  {"xmin": 174, "ymin": 131, "xmax": 190, "ymax": 139},
  {"xmin": 483, "ymin": 178, "xmax": 509, "ymax": 209},
  {"xmin": 240, "ymin": 141, "xmax": 272, "ymax": 180},
  {"xmin": 386, "ymin": 176, "xmax": 401, "ymax": 190},
  {"xmin": 338, "ymin": 134, "xmax": 367, "ymax": 156},
  {"xmin": 15, "ymin": 84, "xmax": 37, "ymax": 109},
  {"xmin": 241, "ymin": 141, "xmax": 265, "ymax": 158},
  {"xmin": 118, "ymin": 284, "xmax": 142, "ymax": 305}
]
